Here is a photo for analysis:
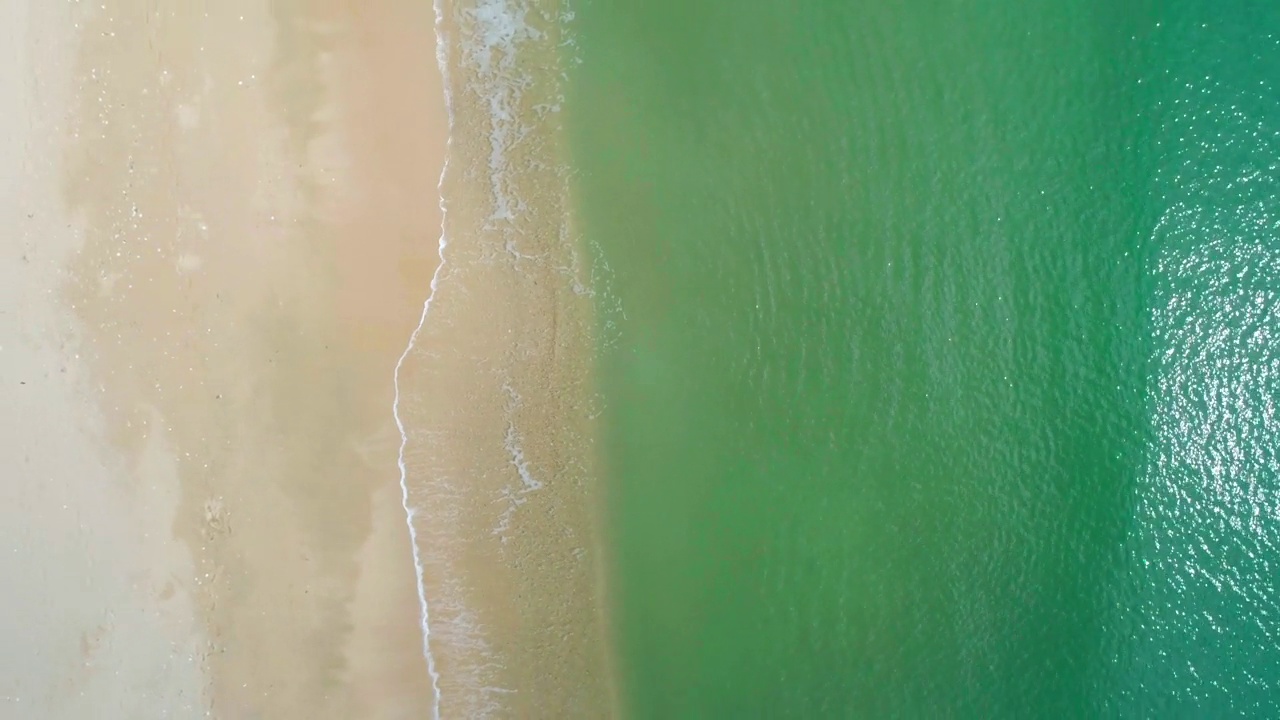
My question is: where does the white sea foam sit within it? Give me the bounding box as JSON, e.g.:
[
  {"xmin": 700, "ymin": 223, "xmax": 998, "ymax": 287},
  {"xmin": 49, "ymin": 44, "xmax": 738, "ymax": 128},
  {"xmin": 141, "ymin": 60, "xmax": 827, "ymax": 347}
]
[
  {"xmin": 391, "ymin": 0, "xmax": 455, "ymax": 717},
  {"xmin": 395, "ymin": 0, "xmax": 587, "ymax": 715},
  {"xmin": 460, "ymin": 0, "xmax": 545, "ymax": 240},
  {"xmin": 493, "ymin": 382, "xmax": 545, "ymax": 540}
]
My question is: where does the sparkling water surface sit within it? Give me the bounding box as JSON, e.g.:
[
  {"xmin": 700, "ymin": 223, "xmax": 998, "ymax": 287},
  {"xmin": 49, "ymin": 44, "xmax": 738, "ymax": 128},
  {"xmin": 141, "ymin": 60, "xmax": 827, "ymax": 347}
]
[{"xmin": 564, "ymin": 1, "xmax": 1280, "ymax": 716}]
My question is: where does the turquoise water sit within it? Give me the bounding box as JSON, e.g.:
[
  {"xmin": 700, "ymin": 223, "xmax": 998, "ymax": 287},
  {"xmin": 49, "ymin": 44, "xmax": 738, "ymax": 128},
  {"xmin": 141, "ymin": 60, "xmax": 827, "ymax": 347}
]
[
  {"xmin": 566, "ymin": 0, "xmax": 1280, "ymax": 717},
  {"xmin": 1126, "ymin": 6, "xmax": 1280, "ymax": 716}
]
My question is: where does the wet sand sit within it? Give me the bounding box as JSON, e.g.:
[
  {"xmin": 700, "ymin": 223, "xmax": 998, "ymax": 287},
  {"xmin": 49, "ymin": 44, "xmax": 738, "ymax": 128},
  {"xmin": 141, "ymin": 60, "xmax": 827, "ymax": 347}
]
[
  {"xmin": 4, "ymin": 1, "xmax": 445, "ymax": 716},
  {"xmin": 391, "ymin": 3, "xmax": 617, "ymax": 716}
]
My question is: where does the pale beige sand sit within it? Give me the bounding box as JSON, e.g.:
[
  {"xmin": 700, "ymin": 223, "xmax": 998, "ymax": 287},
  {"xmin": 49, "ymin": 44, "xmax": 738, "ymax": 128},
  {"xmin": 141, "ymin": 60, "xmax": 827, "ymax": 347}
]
[
  {"xmin": 3, "ymin": 1, "xmax": 449, "ymax": 717},
  {"xmin": 1, "ymin": 4, "xmax": 208, "ymax": 715}
]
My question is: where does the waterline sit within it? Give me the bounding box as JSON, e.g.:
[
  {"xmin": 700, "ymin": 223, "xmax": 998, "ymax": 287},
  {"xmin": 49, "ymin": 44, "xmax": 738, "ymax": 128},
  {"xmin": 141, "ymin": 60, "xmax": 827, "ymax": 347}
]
[{"xmin": 390, "ymin": 0, "xmax": 457, "ymax": 716}]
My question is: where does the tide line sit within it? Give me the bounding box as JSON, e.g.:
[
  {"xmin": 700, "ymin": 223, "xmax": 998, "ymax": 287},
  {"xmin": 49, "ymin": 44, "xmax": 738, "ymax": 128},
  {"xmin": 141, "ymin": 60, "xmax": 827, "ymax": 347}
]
[{"xmin": 391, "ymin": 0, "xmax": 457, "ymax": 717}]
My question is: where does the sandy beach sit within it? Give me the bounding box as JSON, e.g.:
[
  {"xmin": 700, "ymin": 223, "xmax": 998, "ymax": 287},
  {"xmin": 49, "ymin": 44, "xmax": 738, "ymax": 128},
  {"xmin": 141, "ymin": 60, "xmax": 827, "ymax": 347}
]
[
  {"xmin": 3, "ymin": 1, "xmax": 447, "ymax": 716},
  {"xmin": 3, "ymin": 0, "xmax": 613, "ymax": 717},
  {"xmin": 392, "ymin": 2, "xmax": 617, "ymax": 716}
]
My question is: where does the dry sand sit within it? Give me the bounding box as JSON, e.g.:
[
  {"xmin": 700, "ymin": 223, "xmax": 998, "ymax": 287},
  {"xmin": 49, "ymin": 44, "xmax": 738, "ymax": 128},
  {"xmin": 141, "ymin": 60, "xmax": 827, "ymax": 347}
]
[{"xmin": 3, "ymin": 1, "xmax": 450, "ymax": 717}]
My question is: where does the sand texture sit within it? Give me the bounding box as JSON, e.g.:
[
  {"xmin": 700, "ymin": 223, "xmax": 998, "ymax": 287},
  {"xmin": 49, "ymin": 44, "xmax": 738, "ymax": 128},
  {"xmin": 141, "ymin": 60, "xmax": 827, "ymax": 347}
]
[{"xmin": 3, "ymin": 1, "xmax": 447, "ymax": 717}]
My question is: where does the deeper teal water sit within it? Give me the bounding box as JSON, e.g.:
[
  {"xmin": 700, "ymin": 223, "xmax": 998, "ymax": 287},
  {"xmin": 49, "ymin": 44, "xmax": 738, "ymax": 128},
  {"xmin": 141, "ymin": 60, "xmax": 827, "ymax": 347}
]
[{"xmin": 566, "ymin": 1, "xmax": 1280, "ymax": 716}]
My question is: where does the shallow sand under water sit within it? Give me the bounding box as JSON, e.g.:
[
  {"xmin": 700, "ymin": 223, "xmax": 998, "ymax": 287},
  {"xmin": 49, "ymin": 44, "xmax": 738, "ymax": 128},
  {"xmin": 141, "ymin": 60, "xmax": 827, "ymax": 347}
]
[{"xmin": 393, "ymin": 0, "xmax": 617, "ymax": 715}]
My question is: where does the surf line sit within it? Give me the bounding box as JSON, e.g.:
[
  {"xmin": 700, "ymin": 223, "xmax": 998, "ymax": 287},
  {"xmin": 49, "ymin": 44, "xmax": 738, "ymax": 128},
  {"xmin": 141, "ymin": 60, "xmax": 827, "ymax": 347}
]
[{"xmin": 391, "ymin": 0, "xmax": 457, "ymax": 716}]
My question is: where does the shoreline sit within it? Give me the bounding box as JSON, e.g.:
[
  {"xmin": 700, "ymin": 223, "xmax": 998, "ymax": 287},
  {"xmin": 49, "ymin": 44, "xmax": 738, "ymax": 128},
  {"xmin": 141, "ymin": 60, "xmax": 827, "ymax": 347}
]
[
  {"xmin": 396, "ymin": 0, "xmax": 618, "ymax": 715},
  {"xmin": 3, "ymin": 0, "xmax": 612, "ymax": 716},
  {"xmin": 4, "ymin": 0, "xmax": 616, "ymax": 715}
]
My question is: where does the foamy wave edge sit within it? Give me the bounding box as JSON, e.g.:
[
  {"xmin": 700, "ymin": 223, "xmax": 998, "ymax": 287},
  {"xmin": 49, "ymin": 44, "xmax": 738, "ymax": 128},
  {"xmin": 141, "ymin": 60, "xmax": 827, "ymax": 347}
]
[
  {"xmin": 394, "ymin": 0, "xmax": 583, "ymax": 715},
  {"xmin": 392, "ymin": 0, "xmax": 455, "ymax": 717}
]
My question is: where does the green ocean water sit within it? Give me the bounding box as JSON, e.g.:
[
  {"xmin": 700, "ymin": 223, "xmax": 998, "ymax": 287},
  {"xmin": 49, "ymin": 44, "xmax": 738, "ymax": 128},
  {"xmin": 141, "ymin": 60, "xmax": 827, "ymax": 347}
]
[{"xmin": 565, "ymin": 1, "xmax": 1280, "ymax": 717}]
